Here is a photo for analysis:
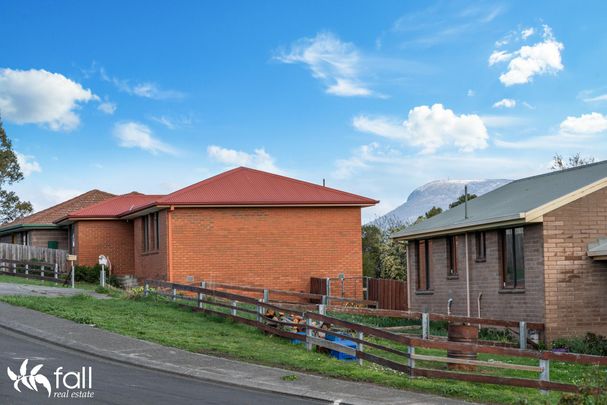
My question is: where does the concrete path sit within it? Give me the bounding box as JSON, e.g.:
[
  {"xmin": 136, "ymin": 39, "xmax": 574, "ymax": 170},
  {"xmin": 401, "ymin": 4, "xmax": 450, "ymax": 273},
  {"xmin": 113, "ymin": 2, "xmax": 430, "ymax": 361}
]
[
  {"xmin": 0, "ymin": 282, "xmax": 109, "ymax": 299},
  {"xmin": 0, "ymin": 302, "xmax": 472, "ymax": 405}
]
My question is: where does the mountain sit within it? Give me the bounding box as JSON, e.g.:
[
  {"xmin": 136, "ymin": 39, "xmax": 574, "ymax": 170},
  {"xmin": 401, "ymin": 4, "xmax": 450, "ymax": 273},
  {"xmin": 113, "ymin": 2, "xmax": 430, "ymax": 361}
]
[{"xmin": 373, "ymin": 179, "xmax": 512, "ymax": 226}]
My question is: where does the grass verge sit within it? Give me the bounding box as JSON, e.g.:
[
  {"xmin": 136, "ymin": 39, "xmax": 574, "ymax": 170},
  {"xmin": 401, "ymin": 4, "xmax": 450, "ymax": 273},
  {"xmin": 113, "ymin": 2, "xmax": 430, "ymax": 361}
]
[{"xmin": 1, "ymin": 292, "xmax": 601, "ymax": 404}]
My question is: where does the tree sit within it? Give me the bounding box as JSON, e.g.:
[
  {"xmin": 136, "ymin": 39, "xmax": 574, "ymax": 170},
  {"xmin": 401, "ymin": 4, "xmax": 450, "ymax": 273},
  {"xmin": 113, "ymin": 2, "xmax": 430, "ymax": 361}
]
[
  {"xmin": 0, "ymin": 117, "xmax": 32, "ymax": 223},
  {"xmin": 362, "ymin": 217, "xmax": 408, "ymax": 280},
  {"xmin": 414, "ymin": 206, "xmax": 443, "ymax": 224},
  {"xmin": 449, "ymin": 193, "xmax": 477, "ymax": 209},
  {"xmin": 551, "ymin": 153, "xmax": 595, "ymax": 170}
]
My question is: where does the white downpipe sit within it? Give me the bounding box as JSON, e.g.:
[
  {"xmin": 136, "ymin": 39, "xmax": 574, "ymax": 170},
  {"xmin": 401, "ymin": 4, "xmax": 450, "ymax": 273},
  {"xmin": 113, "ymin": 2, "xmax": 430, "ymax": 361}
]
[{"xmin": 465, "ymin": 233, "xmax": 471, "ymax": 317}]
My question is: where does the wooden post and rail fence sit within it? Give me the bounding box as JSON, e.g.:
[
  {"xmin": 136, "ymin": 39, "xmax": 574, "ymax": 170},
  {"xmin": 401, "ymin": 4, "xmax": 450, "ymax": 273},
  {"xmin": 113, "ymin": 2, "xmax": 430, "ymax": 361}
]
[
  {"xmin": 145, "ymin": 279, "xmax": 607, "ymax": 394},
  {"xmin": 311, "ymin": 276, "xmax": 408, "ymax": 311},
  {"xmin": 0, "ymin": 258, "xmax": 70, "ymax": 284}
]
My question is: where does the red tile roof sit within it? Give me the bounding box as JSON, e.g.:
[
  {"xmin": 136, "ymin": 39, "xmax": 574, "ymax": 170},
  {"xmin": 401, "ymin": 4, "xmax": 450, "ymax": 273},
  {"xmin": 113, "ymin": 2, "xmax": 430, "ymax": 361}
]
[
  {"xmin": 0, "ymin": 189, "xmax": 115, "ymax": 229},
  {"xmin": 57, "ymin": 192, "xmax": 163, "ymax": 221},
  {"xmin": 154, "ymin": 167, "xmax": 378, "ymax": 207}
]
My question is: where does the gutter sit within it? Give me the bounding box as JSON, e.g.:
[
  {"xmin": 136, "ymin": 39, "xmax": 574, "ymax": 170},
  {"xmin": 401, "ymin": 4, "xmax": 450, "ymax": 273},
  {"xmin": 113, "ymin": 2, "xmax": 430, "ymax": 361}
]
[
  {"xmin": 0, "ymin": 223, "xmax": 61, "ymax": 235},
  {"xmin": 391, "ymin": 213, "xmax": 526, "ymax": 241}
]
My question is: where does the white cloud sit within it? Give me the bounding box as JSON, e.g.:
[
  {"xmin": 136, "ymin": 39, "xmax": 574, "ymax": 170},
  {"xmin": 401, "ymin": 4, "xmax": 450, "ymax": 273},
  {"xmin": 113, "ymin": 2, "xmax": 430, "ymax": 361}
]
[
  {"xmin": 480, "ymin": 115, "xmax": 528, "ymax": 128},
  {"xmin": 100, "ymin": 68, "xmax": 184, "ymax": 100},
  {"xmin": 488, "ymin": 50, "xmax": 514, "ymax": 66},
  {"xmin": 41, "ymin": 187, "xmax": 83, "ymax": 206},
  {"xmin": 353, "ymin": 104, "xmax": 488, "ymax": 154},
  {"xmin": 15, "ymin": 152, "xmax": 41, "ymax": 177},
  {"xmin": 490, "ymin": 25, "xmax": 564, "ymax": 86},
  {"xmin": 467, "ymin": 89, "xmax": 475, "ymax": 97},
  {"xmin": 493, "ymin": 98, "xmax": 516, "ymax": 108},
  {"xmin": 521, "ymin": 27, "xmax": 535, "ymax": 40},
  {"xmin": 207, "ymin": 145, "xmax": 282, "ymax": 173},
  {"xmin": 98, "ymin": 101, "xmax": 116, "ymax": 115},
  {"xmin": 0, "ymin": 68, "xmax": 97, "ymax": 131},
  {"xmin": 582, "ymin": 94, "xmax": 607, "ymax": 103},
  {"xmin": 275, "ymin": 32, "xmax": 374, "ymax": 97},
  {"xmin": 560, "ymin": 112, "xmax": 607, "ymax": 134},
  {"xmin": 150, "ymin": 115, "xmax": 193, "ymax": 130},
  {"xmin": 333, "ymin": 143, "xmax": 403, "ymax": 180},
  {"xmin": 496, "ymin": 112, "xmax": 607, "ymax": 150},
  {"xmin": 113, "ymin": 121, "xmax": 176, "ymax": 155}
]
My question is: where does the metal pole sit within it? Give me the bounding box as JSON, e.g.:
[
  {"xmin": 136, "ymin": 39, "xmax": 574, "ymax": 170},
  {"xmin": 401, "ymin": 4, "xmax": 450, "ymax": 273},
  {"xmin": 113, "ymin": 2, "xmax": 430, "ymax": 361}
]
[
  {"xmin": 519, "ymin": 321, "xmax": 527, "ymax": 350},
  {"xmin": 54, "ymin": 263, "xmax": 59, "ymax": 280},
  {"xmin": 465, "ymin": 233, "xmax": 471, "ymax": 317},
  {"xmin": 231, "ymin": 300, "xmax": 237, "ymax": 316},
  {"xmin": 172, "ymin": 287, "xmax": 176, "ymax": 301},
  {"xmin": 100, "ymin": 264, "xmax": 106, "ymax": 288},
  {"xmin": 318, "ymin": 304, "xmax": 326, "ymax": 315},
  {"xmin": 263, "ymin": 289, "xmax": 269, "ymax": 303},
  {"xmin": 305, "ymin": 317, "xmax": 313, "ymax": 351},
  {"xmin": 539, "ymin": 359, "xmax": 550, "ymax": 395},
  {"xmin": 422, "ymin": 312, "xmax": 429, "ymax": 339},
  {"xmin": 25, "ymin": 264, "xmax": 28, "ymax": 276},
  {"xmin": 357, "ymin": 331, "xmax": 364, "ymax": 366},
  {"xmin": 256, "ymin": 299, "xmax": 263, "ymax": 322},
  {"xmin": 200, "ymin": 281, "xmax": 206, "ymax": 304},
  {"xmin": 144, "ymin": 281, "xmax": 149, "ymax": 297},
  {"xmin": 408, "ymin": 346, "xmax": 415, "ymax": 376},
  {"xmin": 70, "ymin": 261, "xmax": 75, "ymax": 288},
  {"xmin": 40, "ymin": 265, "xmax": 44, "ymax": 279}
]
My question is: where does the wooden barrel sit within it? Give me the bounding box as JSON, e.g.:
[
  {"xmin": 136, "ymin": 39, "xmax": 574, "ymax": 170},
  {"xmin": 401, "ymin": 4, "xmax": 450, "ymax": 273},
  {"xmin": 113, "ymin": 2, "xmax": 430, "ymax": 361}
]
[{"xmin": 447, "ymin": 323, "xmax": 478, "ymax": 371}]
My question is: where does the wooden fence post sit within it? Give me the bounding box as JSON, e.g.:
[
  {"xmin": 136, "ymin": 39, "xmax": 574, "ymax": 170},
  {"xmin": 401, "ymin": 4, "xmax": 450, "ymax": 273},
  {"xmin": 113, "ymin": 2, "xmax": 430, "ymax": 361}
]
[
  {"xmin": 25, "ymin": 264, "xmax": 28, "ymax": 276},
  {"xmin": 40, "ymin": 265, "xmax": 45, "ymax": 279},
  {"xmin": 540, "ymin": 359, "xmax": 550, "ymax": 395},
  {"xmin": 231, "ymin": 300, "xmax": 237, "ymax": 316},
  {"xmin": 12, "ymin": 262, "xmax": 16, "ymax": 274},
  {"xmin": 54, "ymin": 263, "xmax": 59, "ymax": 280},
  {"xmin": 519, "ymin": 321, "xmax": 527, "ymax": 350},
  {"xmin": 422, "ymin": 312, "xmax": 429, "ymax": 339},
  {"xmin": 318, "ymin": 304, "xmax": 326, "ymax": 315},
  {"xmin": 408, "ymin": 346, "xmax": 415, "ymax": 376},
  {"xmin": 144, "ymin": 281, "xmax": 149, "ymax": 297},
  {"xmin": 357, "ymin": 331, "xmax": 364, "ymax": 366},
  {"xmin": 171, "ymin": 287, "xmax": 177, "ymax": 301}
]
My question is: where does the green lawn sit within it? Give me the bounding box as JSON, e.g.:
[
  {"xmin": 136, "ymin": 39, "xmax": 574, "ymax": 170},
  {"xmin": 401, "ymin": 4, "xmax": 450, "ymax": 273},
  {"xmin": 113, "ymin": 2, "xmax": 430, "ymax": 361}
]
[{"xmin": 0, "ymin": 290, "xmax": 603, "ymax": 404}]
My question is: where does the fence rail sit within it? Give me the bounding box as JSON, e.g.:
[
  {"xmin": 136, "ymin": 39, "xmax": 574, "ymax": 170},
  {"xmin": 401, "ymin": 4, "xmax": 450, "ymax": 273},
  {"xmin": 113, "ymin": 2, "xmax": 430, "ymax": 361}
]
[
  {"xmin": 0, "ymin": 258, "xmax": 70, "ymax": 284},
  {"xmin": 0, "ymin": 243, "xmax": 68, "ymax": 272},
  {"xmin": 145, "ymin": 279, "xmax": 604, "ymax": 395},
  {"xmin": 197, "ymin": 280, "xmax": 378, "ymax": 307}
]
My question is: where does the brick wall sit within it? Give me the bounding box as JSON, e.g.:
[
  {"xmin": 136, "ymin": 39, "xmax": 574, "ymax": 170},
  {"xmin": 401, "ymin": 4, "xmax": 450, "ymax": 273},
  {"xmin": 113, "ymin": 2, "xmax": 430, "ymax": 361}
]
[
  {"xmin": 29, "ymin": 229, "xmax": 68, "ymax": 250},
  {"xmin": 74, "ymin": 220, "xmax": 135, "ymax": 275},
  {"xmin": 408, "ymin": 224, "xmax": 545, "ymax": 324},
  {"xmin": 133, "ymin": 210, "xmax": 168, "ymax": 281},
  {"xmin": 166, "ymin": 206, "xmax": 363, "ymax": 294},
  {"xmin": 543, "ymin": 187, "xmax": 607, "ymax": 342}
]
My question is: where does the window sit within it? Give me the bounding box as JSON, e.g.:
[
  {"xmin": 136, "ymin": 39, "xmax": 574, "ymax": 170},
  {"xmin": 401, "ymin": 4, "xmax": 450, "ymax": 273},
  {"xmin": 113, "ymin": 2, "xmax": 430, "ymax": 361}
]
[
  {"xmin": 502, "ymin": 227, "xmax": 525, "ymax": 288},
  {"xmin": 447, "ymin": 236, "xmax": 458, "ymax": 277},
  {"xmin": 416, "ymin": 240, "xmax": 432, "ymax": 290},
  {"xmin": 475, "ymin": 231, "xmax": 486, "ymax": 261},
  {"xmin": 142, "ymin": 213, "xmax": 159, "ymax": 252}
]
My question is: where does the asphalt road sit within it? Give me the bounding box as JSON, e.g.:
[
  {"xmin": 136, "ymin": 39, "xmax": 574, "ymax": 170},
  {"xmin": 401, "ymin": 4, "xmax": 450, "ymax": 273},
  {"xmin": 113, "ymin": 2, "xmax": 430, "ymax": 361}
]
[{"xmin": 0, "ymin": 328, "xmax": 325, "ymax": 405}]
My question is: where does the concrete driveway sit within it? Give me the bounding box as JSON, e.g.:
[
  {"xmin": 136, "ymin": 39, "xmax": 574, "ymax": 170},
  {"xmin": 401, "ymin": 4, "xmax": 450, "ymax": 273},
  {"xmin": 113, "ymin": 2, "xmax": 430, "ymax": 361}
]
[{"xmin": 0, "ymin": 282, "xmax": 109, "ymax": 299}]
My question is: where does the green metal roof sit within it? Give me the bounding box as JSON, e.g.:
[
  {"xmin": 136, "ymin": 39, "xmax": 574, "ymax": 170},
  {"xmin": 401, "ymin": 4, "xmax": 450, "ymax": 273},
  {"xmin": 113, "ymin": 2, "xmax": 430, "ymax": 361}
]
[
  {"xmin": 0, "ymin": 223, "xmax": 60, "ymax": 236},
  {"xmin": 392, "ymin": 160, "xmax": 607, "ymax": 240}
]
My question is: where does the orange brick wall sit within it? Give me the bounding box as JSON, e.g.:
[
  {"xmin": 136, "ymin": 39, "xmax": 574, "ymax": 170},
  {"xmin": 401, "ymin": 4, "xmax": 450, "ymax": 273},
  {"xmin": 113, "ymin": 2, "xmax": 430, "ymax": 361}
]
[
  {"xmin": 74, "ymin": 220, "xmax": 135, "ymax": 275},
  {"xmin": 133, "ymin": 210, "xmax": 168, "ymax": 281},
  {"xmin": 543, "ymin": 187, "xmax": 607, "ymax": 342},
  {"xmin": 165, "ymin": 206, "xmax": 363, "ymax": 293}
]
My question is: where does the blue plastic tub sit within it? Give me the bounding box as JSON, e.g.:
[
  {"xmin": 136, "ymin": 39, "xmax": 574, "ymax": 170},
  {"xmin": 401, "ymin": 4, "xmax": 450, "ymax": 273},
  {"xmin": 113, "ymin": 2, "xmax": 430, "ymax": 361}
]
[
  {"xmin": 325, "ymin": 334, "xmax": 357, "ymax": 361},
  {"xmin": 291, "ymin": 332, "xmax": 306, "ymax": 344}
]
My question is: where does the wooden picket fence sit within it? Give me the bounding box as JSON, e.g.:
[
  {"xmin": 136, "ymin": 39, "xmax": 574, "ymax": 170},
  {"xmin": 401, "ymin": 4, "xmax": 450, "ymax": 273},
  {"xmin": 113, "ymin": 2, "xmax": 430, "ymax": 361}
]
[
  {"xmin": 0, "ymin": 243, "xmax": 68, "ymax": 272},
  {"xmin": 145, "ymin": 279, "xmax": 607, "ymax": 394},
  {"xmin": 0, "ymin": 258, "xmax": 70, "ymax": 283}
]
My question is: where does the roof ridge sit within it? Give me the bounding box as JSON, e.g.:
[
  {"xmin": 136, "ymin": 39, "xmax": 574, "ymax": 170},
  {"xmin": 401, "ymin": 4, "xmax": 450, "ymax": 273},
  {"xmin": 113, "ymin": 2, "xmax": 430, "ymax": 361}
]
[{"xmin": 508, "ymin": 159, "xmax": 607, "ymax": 186}]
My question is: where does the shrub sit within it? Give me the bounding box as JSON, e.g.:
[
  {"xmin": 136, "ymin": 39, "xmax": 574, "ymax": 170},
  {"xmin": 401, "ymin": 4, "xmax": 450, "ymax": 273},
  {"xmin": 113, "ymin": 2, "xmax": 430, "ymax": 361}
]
[
  {"xmin": 553, "ymin": 333, "xmax": 607, "ymax": 356},
  {"xmin": 74, "ymin": 265, "xmax": 120, "ymax": 287}
]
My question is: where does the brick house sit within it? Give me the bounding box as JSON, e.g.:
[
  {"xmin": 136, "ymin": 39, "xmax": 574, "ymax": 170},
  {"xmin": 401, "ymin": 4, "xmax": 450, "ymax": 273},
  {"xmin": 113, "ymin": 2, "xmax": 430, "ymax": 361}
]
[
  {"xmin": 56, "ymin": 167, "xmax": 377, "ymax": 292},
  {"xmin": 392, "ymin": 161, "xmax": 607, "ymax": 342},
  {"xmin": 0, "ymin": 190, "xmax": 115, "ymax": 249}
]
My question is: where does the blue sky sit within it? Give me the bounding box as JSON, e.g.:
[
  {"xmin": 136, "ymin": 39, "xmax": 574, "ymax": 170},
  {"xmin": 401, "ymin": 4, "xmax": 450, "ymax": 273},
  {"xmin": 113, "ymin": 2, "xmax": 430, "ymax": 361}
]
[{"xmin": 2, "ymin": 0, "xmax": 607, "ymax": 221}]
